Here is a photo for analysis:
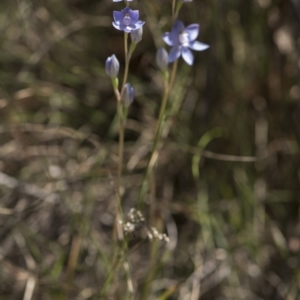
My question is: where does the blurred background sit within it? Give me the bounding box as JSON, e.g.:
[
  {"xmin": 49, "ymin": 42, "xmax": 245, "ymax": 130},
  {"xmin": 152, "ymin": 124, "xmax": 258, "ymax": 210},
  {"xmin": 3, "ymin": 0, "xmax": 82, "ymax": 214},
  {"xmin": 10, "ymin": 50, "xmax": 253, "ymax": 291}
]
[{"xmin": 0, "ymin": 0, "xmax": 299, "ymax": 299}]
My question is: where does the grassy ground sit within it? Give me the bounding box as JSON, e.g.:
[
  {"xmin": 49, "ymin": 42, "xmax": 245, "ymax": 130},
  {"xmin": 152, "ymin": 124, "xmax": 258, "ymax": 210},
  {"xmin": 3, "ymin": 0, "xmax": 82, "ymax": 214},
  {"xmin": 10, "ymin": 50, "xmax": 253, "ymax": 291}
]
[{"xmin": 0, "ymin": 0, "xmax": 299, "ymax": 299}]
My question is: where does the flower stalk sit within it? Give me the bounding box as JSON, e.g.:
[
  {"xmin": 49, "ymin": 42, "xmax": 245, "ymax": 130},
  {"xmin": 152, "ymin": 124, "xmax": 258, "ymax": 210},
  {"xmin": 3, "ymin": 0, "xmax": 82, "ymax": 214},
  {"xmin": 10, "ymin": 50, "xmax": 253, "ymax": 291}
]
[{"xmin": 137, "ymin": 68, "xmax": 170, "ymax": 208}]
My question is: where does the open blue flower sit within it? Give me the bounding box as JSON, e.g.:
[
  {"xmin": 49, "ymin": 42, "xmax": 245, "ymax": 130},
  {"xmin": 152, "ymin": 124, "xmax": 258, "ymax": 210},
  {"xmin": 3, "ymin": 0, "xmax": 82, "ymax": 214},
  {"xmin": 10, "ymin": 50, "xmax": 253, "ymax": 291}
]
[
  {"xmin": 113, "ymin": 7, "xmax": 145, "ymax": 33},
  {"xmin": 162, "ymin": 20, "xmax": 209, "ymax": 65}
]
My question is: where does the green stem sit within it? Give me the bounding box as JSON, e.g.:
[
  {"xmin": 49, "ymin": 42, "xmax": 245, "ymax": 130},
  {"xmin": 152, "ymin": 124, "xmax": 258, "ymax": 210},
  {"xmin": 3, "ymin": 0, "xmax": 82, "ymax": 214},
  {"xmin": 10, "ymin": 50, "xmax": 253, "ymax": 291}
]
[
  {"xmin": 175, "ymin": 2, "xmax": 183, "ymax": 17},
  {"xmin": 117, "ymin": 102, "xmax": 124, "ymax": 199},
  {"xmin": 116, "ymin": 32, "xmax": 130, "ymax": 202},
  {"xmin": 172, "ymin": 0, "xmax": 176, "ymax": 18},
  {"xmin": 121, "ymin": 33, "xmax": 129, "ymax": 99},
  {"xmin": 140, "ymin": 240, "xmax": 160, "ymax": 300},
  {"xmin": 100, "ymin": 240, "xmax": 127, "ymax": 298},
  {"xmin": 137, "ymin": 60, "xmax": 179, "ymax": 207},
  {"xmin": 137, "ymin": 73, "xmax": 169, "ymax": 208},
  {"xmin": 108, "ymin": 28, "xmax": 136, "ymax": 299},
  {"xmin": 169, "ymin": 59, "xmax": 178, "ymax": 91},
  {"xmin": 114, "ymin": 33, "xmax": 131, "ymax": 241},
  {"xmin": 138, "ymin": 62, "xmax": 180, "ymax": 298}
]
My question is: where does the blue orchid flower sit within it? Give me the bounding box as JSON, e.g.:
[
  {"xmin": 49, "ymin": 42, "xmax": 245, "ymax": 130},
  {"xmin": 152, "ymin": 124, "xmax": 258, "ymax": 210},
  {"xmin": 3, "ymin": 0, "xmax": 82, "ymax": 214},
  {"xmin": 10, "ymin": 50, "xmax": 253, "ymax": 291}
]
[
  {"xmin": 113, "ymin": 7, "xmax": 145, "ymax": 33},
  {"xmin": 163, "ymin": 20, "xmax": 209, "ymax": 65}
]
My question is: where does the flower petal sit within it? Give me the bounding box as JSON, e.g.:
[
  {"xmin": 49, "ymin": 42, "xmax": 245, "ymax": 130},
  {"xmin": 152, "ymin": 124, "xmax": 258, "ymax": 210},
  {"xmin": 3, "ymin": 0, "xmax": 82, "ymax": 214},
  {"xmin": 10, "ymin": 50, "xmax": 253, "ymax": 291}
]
[
  {"xmin": 121, "ymin": 7, "xmax": 130, "ymax": 14},
  {"xmin": 113, "ymin": 11, "xmax": 123, "ymax": 24},
  {"xmin": 169, "ymin": 46, "xmax": 182, "ymax": 63},
  {"xmin": 185, "ymin": 24, "xmax": 199, "ymax": 41},
  {"xmin": 133, "ymin": 21, "xmax": 145, "ymax": 30},
  {"xmin": 123, "ymin": 26, "xmax": 133, "ymax": 33},
  {"xmin": 129, "ymin": 10, "xmax": 139, "ymax": 24},
  {"xmin": 189, "ymin": 41, "xmax": 209, "ymax": 51},
  {"xmin": 182, "ymin": 47, "xmax": 194, "ymax": 65},
  {"xmin": 112, "ymin": 22, "xmax": 123, "ymax": 31},
  {"xmin": 171, "ymin": 20, "xmax": 185, "ymax": 36},
  {"xmin": 162, "ymin": 32, "xmax": 174, "ymax": 46}
]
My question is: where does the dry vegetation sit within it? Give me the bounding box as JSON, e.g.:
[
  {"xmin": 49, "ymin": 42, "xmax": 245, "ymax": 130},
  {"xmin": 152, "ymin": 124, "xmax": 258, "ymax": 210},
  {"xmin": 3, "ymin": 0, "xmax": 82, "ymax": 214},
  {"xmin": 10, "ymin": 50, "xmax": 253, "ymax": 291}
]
[{"xmin": 0, "ymin": 0, "xmax": 299, "ymax": 299}]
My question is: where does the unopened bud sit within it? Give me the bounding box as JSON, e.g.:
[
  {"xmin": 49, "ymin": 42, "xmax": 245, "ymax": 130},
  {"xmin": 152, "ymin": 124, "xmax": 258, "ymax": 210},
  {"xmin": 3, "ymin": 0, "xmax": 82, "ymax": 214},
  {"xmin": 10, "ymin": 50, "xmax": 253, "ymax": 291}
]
[
  {"xmin": 156, "ymin": 48, "xmax": 169, "ymax": 71},
  {"xmin": 105, "ymin": 54, "xmax": 119, "ymax": 78},
  {"xmin": 130, "ymin": 27, "xmax": 143, "ymax": 44},
  {"xmin": 122, "ymin": 83, "xmax": 134, "ymax": 107}
]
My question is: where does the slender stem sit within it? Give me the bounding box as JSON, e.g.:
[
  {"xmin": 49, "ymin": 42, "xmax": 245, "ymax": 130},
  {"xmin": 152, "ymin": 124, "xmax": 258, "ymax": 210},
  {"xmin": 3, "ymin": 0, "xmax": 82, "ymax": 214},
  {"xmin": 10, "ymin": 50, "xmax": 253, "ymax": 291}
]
[
  {"xmin": 141, "ymin": 214, "xmax": 164, "ymax": 300},
  {"xmin": 121, "ymin": 33, "xmax": 129, "ymax": 98},
  {"xmin": 172, "ymin": 0, "xmax": 176, "ymax": 18},
  {"xmin": 139, "ymin": 62, "xmax": 180, "ymax": 297},
  {"xmin": 114, "ymin": 33, "xmax": 130, "ymax": 241},
  {"xmin": 117, "ymin": 32, "xmax": 130, "ymax": 205},
  {"xmin": 100, "ymin": 240, "xmax": 127, "ymax": 298},
  {"xmin": 169, "ymin": 59, "xmax": 178, "ymax": 91},
  {"xmin": 124, "ymin": 261, "xmax": 134, "ymax": 299},
  {"xmin": 117, "ymin": 103, "xmax": 125, "ymax": 199},
  {"xmin": 109, "ymin": 29, "xmax": 135, "ymax": 298},
  {"xmin": 174, "ymin": 2, "xmax": 183, "ymax": 22},
  {"xmin": 137, "ymin": 59, "xmax": 179, "ymax": 207},
  {"xmin": 140, "ymin": 241, "xmax": 159, "ymax": 300},
  {"xmin": 149, "ymin": 172, "xmax": 156, "ymax": 226},
  {"xmin": 137, "ymin": 75, "xmax": 169, "ymax": 208}
]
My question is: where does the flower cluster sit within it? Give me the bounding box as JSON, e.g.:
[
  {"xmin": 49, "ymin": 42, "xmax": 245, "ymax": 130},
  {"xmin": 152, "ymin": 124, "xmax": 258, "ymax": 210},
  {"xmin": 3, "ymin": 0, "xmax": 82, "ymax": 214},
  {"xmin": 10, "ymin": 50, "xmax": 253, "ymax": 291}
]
[
  {"xmin": 106, "ymin": 0, "xmax": 209, "ymax": 94},
  {"xmin": 147, "ymin": 226, "xmax": 169, "ymax": 243},
  {"xmin": 105, "ymin": 0, "xmax": 146, "ymax": 105},
  {"xmin": 104, "ymin": 0, "xmax": 208, "ymax": 246},
  {"xmin": 119, "ymin": 208, "xmax": 169, "ymax": 243},
  {"xmin": 120, "ymin": 208, "xmax": 145, "ymax": 234}
]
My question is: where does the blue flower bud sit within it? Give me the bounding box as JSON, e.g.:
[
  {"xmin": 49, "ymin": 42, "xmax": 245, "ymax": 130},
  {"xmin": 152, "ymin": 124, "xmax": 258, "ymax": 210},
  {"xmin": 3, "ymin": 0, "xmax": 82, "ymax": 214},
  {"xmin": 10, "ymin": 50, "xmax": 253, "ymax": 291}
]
[
  {"xmin": 122, "ymin": 83, "xmax": 134, "ymax": 107},
  {"xmin": 156, "ymin": 48, "xmax": 169, "ymax": 71},
  {"xmin": 130, "ymin": 27, "xmax": 143, "ymax": 44},
  {"xmin": 105, "ymin": 54, "xmax": 119, "ymax": 78}
]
